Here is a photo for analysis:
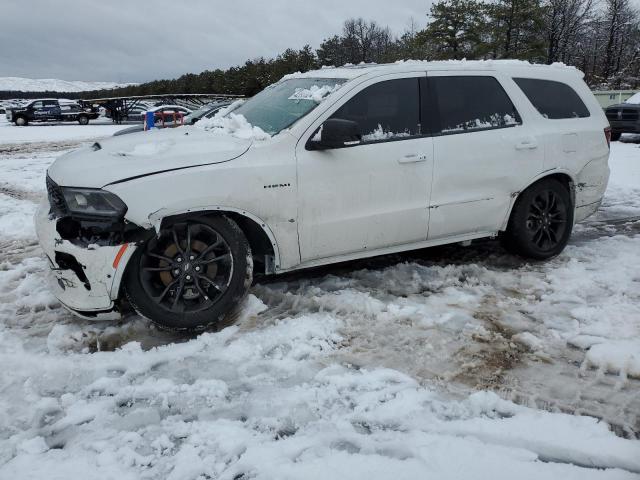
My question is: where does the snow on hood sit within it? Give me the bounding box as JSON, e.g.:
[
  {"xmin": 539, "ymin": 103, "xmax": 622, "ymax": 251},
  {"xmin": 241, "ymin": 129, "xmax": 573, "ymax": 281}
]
[
  {"xmin": 47, "ymin": 126, "xmax": 251, "ymax": 188},
  {"xmin": 196, "ymin": 102, "xmax": 270, "ymax": 140},
  {"xmin": 624, "ymin": 92, "xmax": 640, "ymax": 104}
]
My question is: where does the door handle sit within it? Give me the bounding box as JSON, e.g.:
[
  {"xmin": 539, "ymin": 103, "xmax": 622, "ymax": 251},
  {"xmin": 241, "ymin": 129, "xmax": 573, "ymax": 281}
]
[
  {"xmin": 515, "ymin": 139, "xmax": 538, "ymax": 150},
  {"xmin": 398, "ymin": 153, "xmax": 427, "ymax": 164}
]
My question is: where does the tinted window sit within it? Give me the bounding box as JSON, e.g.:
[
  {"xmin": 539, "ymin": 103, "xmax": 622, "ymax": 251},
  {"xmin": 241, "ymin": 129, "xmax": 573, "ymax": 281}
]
[
  {"xmin": 43, "ymin": 100, "xmax": 58, "ymax": 107},
  {"xmin": 330, "ymin": 78, "xmax": 420, "ymax": 142},
  {"xmin": 31, "ymin": 101, "xmax": 43, "ymax": 109},
  {"xmin": 514, "ymin": 78, "xmax": 590, "ymax": 119},
  {"xmin": 429, "ymin": 76, "xmax": 521, "ymax": 135}
]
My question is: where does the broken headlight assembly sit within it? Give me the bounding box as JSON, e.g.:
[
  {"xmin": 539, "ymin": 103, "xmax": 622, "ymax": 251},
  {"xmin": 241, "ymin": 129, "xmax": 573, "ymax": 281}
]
[{"xmin": 61, "ymin": 187, "xmax": 128, "ymax": 220}]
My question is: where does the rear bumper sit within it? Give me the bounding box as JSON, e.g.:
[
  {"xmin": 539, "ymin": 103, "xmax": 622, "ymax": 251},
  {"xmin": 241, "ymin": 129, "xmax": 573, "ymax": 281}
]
[
  {"xmin": 34, "ymin": 201, "xmax": 136, "ymax": 320},
  {"xmin": 574, "ymin": 154, "xmax": 610, "ymax": 223},
  {"xmin": 609, "ymin": 120, "xmax": 640, "ymax": 133}
]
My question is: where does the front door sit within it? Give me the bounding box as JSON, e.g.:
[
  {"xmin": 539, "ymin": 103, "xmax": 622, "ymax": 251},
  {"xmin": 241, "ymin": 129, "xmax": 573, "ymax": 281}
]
[
  {"xmin": 296, "ymin": 75, "xmax": 434, "ymax": 262},
  {"xmin": 425, "ymin": 72, "xmax": 544, "ymax": 239}
]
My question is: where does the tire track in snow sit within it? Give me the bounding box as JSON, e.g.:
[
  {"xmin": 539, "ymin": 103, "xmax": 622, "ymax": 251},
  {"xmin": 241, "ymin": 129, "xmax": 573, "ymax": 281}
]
[{"xmin": 0, "ymin": 184, "xmax": 44, "ymax": 204}]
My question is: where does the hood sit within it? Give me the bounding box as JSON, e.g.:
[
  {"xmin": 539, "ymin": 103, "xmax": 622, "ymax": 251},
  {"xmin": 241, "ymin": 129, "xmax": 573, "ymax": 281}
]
[
  {"xmin": 606, "ymin": 102, "xmax": 640, "ymax": 110},
  {"xmin": 47, "ymin": 126, "xmax": 252, "ymax": 188}
]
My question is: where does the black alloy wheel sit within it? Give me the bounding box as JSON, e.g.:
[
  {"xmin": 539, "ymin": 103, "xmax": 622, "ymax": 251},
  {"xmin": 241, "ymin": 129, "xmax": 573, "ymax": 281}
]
[
  {"xmin": 525, "ymin": 189, "xmax": 568, "ymax": 251},
  {"xmin": 124, "ymin": 216, "xmax": 252, "ymax": 331},
  {"xmin": 502, "ymin": 178, "xmax": 573, "ymax": 260}
]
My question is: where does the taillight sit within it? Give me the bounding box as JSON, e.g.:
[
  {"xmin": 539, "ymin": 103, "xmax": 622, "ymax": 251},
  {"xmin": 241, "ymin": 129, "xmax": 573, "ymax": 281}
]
[{"xmin": 604, "ymin": 126, "xmax": 611, "ymax": 149}]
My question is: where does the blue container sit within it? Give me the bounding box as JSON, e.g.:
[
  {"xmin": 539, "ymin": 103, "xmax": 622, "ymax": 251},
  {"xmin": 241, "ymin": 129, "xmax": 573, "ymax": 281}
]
[{"xmin": 145, "ymin": 111, "xmax": 155, "ymax": 130}]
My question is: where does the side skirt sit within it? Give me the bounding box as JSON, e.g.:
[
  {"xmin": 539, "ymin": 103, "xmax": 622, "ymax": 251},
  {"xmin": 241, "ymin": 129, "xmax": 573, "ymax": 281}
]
[{"xmin": 278, "ymin": 231, "xmax": 498, "ymax": 274}]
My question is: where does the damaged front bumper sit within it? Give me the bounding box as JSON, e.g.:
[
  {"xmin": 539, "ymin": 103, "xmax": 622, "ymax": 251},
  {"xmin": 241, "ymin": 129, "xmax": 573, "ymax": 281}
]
[{"xmin": 35, "ymin": 201, "xmax": 137, "ymax": 320}]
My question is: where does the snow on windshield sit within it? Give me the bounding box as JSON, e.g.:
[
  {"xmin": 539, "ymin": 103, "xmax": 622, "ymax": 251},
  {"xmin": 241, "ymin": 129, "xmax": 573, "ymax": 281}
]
[
  {"xmin": 197, "ymin": 101, "xmax": 271, "ymax": 141},
  {"xmin": 625, "ymin": 92, "xmax": 640, "ymax": 104},
  {"xmin": 288, "ymin": 83, "xmax": 342, "ymax": 103}
]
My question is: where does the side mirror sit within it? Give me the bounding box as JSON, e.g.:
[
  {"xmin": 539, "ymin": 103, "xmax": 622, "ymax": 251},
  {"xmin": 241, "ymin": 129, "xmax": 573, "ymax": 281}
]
[{"xmin": 307, "ymin": 118, "xmax": 362, "ymax": 150}]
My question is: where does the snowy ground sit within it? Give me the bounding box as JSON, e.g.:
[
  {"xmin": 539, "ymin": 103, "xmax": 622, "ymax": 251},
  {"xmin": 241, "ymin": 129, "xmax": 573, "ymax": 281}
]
[{"xmin": 0, "ymin": 116, "xmax": 639, "ymax": 478}]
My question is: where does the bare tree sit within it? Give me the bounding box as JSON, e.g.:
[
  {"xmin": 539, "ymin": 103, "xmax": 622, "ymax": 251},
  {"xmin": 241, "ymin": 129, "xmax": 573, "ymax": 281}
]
[{"xmin": 544, "ymin": 0, "xmax": 594, "ymax": 64}]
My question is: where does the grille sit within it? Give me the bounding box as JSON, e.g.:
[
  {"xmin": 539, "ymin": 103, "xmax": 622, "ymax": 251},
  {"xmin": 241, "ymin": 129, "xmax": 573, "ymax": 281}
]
[
  {"xmin": 46, "ymin": 175, "xmax": 68, "ymax": 216},
  {"xmin": 606, "ymin": 108, "xmax": 639, "ymax": 121}
]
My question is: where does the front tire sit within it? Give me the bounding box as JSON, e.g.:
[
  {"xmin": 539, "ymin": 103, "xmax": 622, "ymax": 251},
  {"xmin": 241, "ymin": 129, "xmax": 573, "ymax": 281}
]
[
  {"xmin": 501, "ymin": 178, "xmax": 573, "ymax": 260},
  {"xmin": 78, "ymin": 115, "xmax": 89, "ymax": 125},
  {"xmin": 124, "ymin": 216, "xmax": 252, "ymax": 331},
  {"xmin": 14, "ymin": 116, "xmax": 27, "ymax": 126}
]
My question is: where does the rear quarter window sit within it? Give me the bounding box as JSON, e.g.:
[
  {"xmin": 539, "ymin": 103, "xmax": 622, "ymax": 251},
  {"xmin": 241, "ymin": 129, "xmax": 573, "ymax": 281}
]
[{"xmin": 514, "ymin": 78, "xmax": 590, "ymax": 119}]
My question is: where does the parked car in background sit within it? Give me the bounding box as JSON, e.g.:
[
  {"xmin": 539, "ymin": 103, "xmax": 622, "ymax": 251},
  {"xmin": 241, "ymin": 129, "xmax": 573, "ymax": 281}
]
[
  {"xmin": 113, "ymin": 104, "xmax": 229, "ymax": 135},
  {"xmin": 148, "ymin": 105, "xmax": 192, "ymax": 125},
  {"xmin": 37, "ymin": 61, "xmax": 610, "ymax": 331},
  {"xmin": 123, "ymin": 105, "xmax": 151, "ymax": 122},
  {"xmin": 605, "ymin": 91, "xmax": 640, "ymax": 140},
  {"xmin": 5, "ymin": 99, "xmax": 99, "ymax": 126},
  {"xmin": 183, "ymin": 101, "xmax": 233, "ymax": 125}
]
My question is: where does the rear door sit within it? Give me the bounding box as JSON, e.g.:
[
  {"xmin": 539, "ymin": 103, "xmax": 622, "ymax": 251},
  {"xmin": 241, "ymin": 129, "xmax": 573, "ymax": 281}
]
[{"xmin": 425, "ymin": 72, "xmax": 544, "ymax": 239}]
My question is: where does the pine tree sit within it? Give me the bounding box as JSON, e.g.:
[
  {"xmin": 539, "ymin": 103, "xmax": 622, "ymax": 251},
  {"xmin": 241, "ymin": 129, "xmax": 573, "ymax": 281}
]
[{"xmin": 423, "ymin": 0, "xmax": 488, "ymax": 59}]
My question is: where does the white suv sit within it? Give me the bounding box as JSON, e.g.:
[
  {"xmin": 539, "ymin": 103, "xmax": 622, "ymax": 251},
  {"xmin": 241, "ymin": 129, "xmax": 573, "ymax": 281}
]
[{"xmin": 36, "ymin": 61, "xmax": 611, "ymax": 330}]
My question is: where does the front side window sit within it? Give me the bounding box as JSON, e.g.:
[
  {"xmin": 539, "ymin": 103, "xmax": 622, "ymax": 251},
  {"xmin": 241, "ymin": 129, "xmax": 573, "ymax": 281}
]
[
  {"xmin": 231, "ymin": 78, "xmax": 346, "ymax": 135},
  {"xmin": 514, "ymin": 78, "xmax": 590, "ymax": 119},
  {"xmin": 329, "ymin": 78, "xmax": 420, "ymax": 142},
  {"xmin": 31, "ymin": 101, "xmax": 43, "ymax": 109},
  {"xmin": 429, "ymin": 76, "xmax": 522, "ymax": 135}
]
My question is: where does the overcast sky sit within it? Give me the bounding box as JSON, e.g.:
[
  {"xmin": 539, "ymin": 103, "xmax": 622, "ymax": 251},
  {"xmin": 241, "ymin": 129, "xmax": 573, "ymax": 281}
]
[{"xmin": 0, "ymin": 0, "xmax": 432, "ymax": 83}]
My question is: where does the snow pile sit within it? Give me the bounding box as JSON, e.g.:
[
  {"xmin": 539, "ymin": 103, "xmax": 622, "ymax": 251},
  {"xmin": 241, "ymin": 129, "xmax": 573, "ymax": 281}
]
[
  {"xmin": 288, "ymin": 83, "xmax": 342, "ymax": 103},
  {"xmin": 1, "ymin": 318, "xmax": 639, "ymax": 479},
  {"xmin": 197, "ymin": 102, "xmax": 270, "ymax": 141},
  {"xmin": 0, "ymin": 77, "xmax": 137, "ymax": 93},
  {"xmin": 200, "ymin": 113, "xmax": 270, "ymax": 140},
  {"xmin": 584, "ymin": 341, "xmax": 640, "ymax": 378}
]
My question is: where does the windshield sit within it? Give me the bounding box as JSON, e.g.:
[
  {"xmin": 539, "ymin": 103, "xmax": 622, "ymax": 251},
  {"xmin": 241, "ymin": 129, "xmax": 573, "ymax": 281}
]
[{"xmin": 231, "ymin": 78, "xmax": 345, "ymax": 135}]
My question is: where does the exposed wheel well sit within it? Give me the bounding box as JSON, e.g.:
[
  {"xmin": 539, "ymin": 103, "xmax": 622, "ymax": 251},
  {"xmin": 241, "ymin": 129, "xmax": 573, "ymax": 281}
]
[
  {"xmin": 519, "ymin": 173, "xmax": 574, "ymax": 206},
  {"xmin": 159, "ymin": 210, "xmax": 276, "ymax": 275},
  {"xmin": 504, "ymin": 173, "xmax": 575, "ymax": 230}
]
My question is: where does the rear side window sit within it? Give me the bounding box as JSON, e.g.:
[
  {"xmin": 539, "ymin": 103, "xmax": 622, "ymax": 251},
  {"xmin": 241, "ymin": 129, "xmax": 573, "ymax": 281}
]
[
  {"xmin": 330, "ymin": 78, "xmax": 420, "ymax": 142},
  {"xmin": 428, "ymin": 76, "xmax": 521, "ymax": 135},
  {"xmin": 514, "ymin": 78, "xmax": 590, "ymax": 119}
]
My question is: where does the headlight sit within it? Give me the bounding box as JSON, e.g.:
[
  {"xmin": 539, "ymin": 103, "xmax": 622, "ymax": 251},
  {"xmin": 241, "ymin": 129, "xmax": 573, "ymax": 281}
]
[{"xmin": 61, "ymin": 187, "xmax": 127, "ymax": 219}]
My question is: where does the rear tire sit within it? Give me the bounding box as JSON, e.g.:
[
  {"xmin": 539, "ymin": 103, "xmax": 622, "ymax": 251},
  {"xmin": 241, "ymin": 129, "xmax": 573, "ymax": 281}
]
[
  {"xmin": 78, "ymin": 115, "xmax": 89, "ymax": 125},
  {"xmin": 501, "ymin": 178, "xmax": 573, "ymax": 260},
  {"xmin": 124, "ymin": 215, "xmax": 252, "ymax": 332},
  {"xmin": 14, "ymin": 116, "xmax": 27, "ymax": 126},
  {"xmin": 611, "ymin": 131, "xmax": 621, "ymax": 141}
]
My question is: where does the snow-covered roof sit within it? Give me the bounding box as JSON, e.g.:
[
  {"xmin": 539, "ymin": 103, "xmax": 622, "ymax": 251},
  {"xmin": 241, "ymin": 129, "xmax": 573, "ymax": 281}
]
[
  {"xmin": 283, "ymin": 60, "xmax": 582, "ymax": 81},
  {"xmin": 625, "ymin": 91, "xmax": 640, "ymax": 104}
]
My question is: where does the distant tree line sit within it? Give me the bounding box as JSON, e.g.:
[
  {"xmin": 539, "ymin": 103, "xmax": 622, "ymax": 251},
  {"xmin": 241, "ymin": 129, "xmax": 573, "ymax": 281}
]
[
  {"xmin": 3, "ymin": 0, "xmax": 638, "ymax": 101},
  {"xmin": 0, "ymin": 91, "xmax": 85, "ymax": 100}
]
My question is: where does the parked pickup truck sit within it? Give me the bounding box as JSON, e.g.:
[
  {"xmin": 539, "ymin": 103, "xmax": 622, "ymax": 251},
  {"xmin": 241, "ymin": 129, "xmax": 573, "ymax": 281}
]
[
  {"xmin": 605, "ymin": 92, "xmax": 640, "ymax": 140},
  {"xmin": 5, "ymin": 99, "xmax": 99, "ymax": 126}
]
